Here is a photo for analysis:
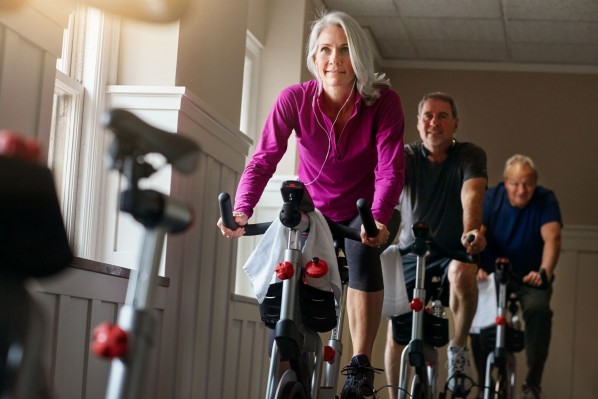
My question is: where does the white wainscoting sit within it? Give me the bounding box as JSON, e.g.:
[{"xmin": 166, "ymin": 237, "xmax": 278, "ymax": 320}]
[{"xmin": 541, "ymin": 225, "xmax": 598, "ymax": 399}]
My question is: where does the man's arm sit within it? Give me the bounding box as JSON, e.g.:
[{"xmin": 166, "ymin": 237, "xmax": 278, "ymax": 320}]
[
  {"xmin": 461, "ymin": 177, "xmax": 487, "ymax": 253},
  {"xmin": 539, "ymin": 221, "xmax": 562, "ymax": 281}
]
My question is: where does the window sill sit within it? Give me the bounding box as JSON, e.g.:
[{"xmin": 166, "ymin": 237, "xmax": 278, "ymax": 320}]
[
  {"xmin": 70, "ymin": 257, "xmax": 170, "ymax": 287},
  {"xmin": 231, "ymin": 293, "xmax": 257, "ymax": 304}
]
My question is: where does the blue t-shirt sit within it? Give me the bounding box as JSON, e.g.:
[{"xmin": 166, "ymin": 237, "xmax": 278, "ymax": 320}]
[{"xmin": 481, "ymin": 183, "xmax": 562, "ymax": 276}]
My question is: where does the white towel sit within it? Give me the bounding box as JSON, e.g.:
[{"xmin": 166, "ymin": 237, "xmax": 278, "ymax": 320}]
[
  {"xmin": 380, "ymin": 245, "xmax": 411, "ymax": 317},
  {"xmin": 242, "ymin": 209, "xmax": 341, "ymax": 303},
  {"xmin": 470, "ymin": 273, "xmax": 498, "ymax": 333}
]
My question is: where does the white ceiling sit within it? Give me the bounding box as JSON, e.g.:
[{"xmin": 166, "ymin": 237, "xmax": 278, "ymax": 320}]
[{"xmin": 316, "ymin": 0, "xmax": 598, "ymax": 73}]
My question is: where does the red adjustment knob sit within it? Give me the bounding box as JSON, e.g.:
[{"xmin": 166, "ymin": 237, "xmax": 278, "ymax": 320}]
[
  {"xmin": 410, "ymin": 298, "xmax": 424, "ymax": 312},
  {"xmin": 275, "ymin": 261, "xmax": 294, "ymax": 280},
  {"xmin": 323, "ymin": 346, "xmax": 336, "ymax": 363},
  {"xmin": 305, "ymin": 257, "xmax": 328, "ymax": 278},
  {"xmin": 495, "ymin": 316, "xmax": 507, "ymax": 326},
  {"xmin": 91, "ymin": 322, "xmax": 128, "ymax": 359},
  {"xmin": 0, "ymin": 131, "xmax": 40, "ymax": 163}
]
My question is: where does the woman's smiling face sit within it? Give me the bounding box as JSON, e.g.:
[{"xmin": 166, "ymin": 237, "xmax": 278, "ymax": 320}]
[{"xmin": 314, "ymin": 25, "xmax": 355, "ymax": 90}]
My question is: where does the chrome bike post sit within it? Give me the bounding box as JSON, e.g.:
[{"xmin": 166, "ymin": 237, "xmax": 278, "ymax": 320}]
[
  {"xmin": 322, "ymin": 282, "xmax": 347, "ymax": 391},
  {"xmin": 397, "ymin": 347, "xmax": 410, "ymax": 399},
  {"xmin": 105, "ymin": 228, "xmax": 165, "ymax": 399}
]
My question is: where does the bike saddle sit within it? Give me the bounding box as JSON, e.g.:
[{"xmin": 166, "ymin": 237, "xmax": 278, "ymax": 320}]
[{"xmin": 103, "ymin": 109, "xmax": 199, "ymax": 175}]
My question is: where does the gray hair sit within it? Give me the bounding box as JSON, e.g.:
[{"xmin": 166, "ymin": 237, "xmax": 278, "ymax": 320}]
[
  {"xmin": 417, "ymin": 92, "xmax": 458, "ymax": 118},
  {"xmin": 503, "ymin": 154, "xmax": 538, "ymax": 180},
  {"xmin": 306, "ymin": 10, "xmax": 390, "ymax": 105}
]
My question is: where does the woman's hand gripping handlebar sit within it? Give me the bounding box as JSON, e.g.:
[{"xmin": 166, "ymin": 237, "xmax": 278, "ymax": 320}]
[{"xmin": 217, "ymin": 192, "xmax": 270, "ymax": 237}]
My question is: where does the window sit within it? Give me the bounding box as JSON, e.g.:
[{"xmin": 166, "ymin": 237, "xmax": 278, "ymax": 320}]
[
  {"xmin": 49, "ymin": 70, "xmax": 84, "ymax": 243},
  {"xmin": 51, "ymin": 5, "xmax": 122, "ymax": 263},
  {"xmin": 234, "ymin": 31, "xmax": 263, "ymax": 297}
]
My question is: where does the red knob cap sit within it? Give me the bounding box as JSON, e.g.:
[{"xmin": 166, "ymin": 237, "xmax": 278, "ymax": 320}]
[
  {"xmin": 305, "ymin": 257, "xmax": 328, "ymax": 278},
  {"xmin": 495, "ymin": 316, "xmax": 507, "ymax": 326},
  {"xmin": 0, "ymin": 131, "xmax": 40, "ymax": 163},
  {"xmin": 323, "ymin": 345, "xmax": 336, "ymax": 362},
  {"xmin": 91, "ymin": 322, "xmax": 128, "ymax": 359},
  {"xmin": 410, "ymin": 298, "xmax": 424, "ymax": 312},
  {"xmin": 275, "ymin": 261, "xmax": 294, "ymax": 280}
]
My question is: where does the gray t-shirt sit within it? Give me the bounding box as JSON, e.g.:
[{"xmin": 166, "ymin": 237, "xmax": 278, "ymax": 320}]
[{"xmin": 398, "ymin": 141, "xmax": 487, "ymax": 255}]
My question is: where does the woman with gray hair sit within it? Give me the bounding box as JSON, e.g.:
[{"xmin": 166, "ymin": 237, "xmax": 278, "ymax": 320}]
[{"xmin": 217, "ymin": 9, "xmax": 406, "ymax": 398}]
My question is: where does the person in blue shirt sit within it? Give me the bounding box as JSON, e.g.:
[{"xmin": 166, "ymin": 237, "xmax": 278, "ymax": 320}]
[{"xmin": 473, "ymin": 154, "xmax": 562, "ymax": 399}]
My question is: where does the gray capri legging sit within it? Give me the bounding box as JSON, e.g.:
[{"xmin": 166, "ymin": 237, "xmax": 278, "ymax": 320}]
[{"xmin": 344, "ymin": 209, "xmax": 401, "ymax": 292}]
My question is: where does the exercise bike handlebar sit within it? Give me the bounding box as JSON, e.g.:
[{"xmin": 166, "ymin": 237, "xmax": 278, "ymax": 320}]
[
  {"xmin": 218, "ymin": 191, "xmax": 379, "ymax": 242},
  {"xmin": 398, "ymin": 223, "xmax": 478, "ymax": 264},
  {"xmin": 494, "ymin": 257, "xmax": 550, "ymax": 290},
  {"xmin": 218, "ymin": 192, "xmax": 271, "ymax": 236}
]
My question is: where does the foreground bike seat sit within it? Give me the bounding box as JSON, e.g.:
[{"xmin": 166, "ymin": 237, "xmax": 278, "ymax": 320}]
[{"xmin": 0, "ymin": 153, "xmax": 72, "ymax": 279}]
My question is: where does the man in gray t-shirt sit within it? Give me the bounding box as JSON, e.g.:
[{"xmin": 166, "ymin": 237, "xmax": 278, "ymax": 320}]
[
  {"xmin": 399, "ymin": 141, "xmax": 487, "ymax": 255},
  {"xmin": 384, "ymin": 92, "xmax": 488, "ymax": 399}
]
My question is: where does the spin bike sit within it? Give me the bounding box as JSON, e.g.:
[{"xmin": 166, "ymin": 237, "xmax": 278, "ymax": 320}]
[
  {"xmin": 475, "ymin": 257, "xmax": 552, "ymax": 399},
  {"xmin": 0, "ymin": 133, "xmax": 73, "ymax": 399},
  {"xmin": 219, "ymin": 180, "xmax": 378, "ymax": 399},
  {"xmin": 476, "ymin": 257, "xmax": 525, "ymax": 399},
  {"xmin": 391, "ymin": 223, "xmax": 476, "ymax": 399},
  {"xmin": 89, "ymin": 109, "xmax": 200, "ymax": 399}
]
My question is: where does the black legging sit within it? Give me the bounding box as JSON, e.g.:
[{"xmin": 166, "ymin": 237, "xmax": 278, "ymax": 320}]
[{"xmin": 344, "ymin": 209, "xmax": 401, "ymax": 292}]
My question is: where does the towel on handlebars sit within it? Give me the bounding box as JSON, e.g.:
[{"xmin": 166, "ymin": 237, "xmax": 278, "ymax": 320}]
[
  {"xmin": 469, "ymin": 273, "xmax": 497, "ymax": 333},
  {"xmin": 380, "ymin": 244, "xmax": 411, "ymax": 317},
  {"xmin": 242, "ymin": 209, "xmax": 341, "ymax": 304}
]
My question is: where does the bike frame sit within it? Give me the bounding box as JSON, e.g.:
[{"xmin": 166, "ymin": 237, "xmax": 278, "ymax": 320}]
[
  {"xmin": 397, "ymin": 223, "xmax": 438, "ymax": 399},
  {"xmin": 321, "ymin": 243, "xmax": 348, "ymax": 398},
  {"xmin": 483, "ymin": 259, "xmax": 517, "ymax": 399},
  {"xmin": 396, "ymin": 223, "xmax": 476, "ymax": 399},
  {"xmin": 264, "ymin": 211, "xmax": 323, "ymax": 399}
]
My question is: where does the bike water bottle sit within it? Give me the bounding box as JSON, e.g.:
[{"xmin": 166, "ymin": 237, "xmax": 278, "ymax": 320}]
[
  {"xmin": 305, "ymin": 257, "xmax": 329, "ymax": 290},
  {"xmin": 428, "ymin": 299, "xmax": 449, "ymax": 347},
  {"xmin": 431, "ymin": 299, "xmax": 446, "ymax": 318},
  {"xmin": 511, "ymin": 314, "xmax": 521, "ymax": 330}
]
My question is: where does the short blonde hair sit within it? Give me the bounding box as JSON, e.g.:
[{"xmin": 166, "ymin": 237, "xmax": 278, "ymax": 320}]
[{"xmin": 503, "ymin": 154, "xmax": 538, "ymax": 180}]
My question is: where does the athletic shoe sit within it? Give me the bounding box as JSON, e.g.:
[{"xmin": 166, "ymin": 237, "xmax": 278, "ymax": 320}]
[
  {"xmin": 446, "ymin": 346, "xmax": 474, "ymax": 393},
  {"xmin": 340, "ymin": 354, "xmax": 381, "ymax": 399}
]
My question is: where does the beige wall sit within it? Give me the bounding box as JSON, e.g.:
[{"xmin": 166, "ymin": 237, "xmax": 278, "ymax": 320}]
[
  {"xmin": 117, "ymin": 19, "xmax": 179, "ymax": 85},
  {"xmin": 382, "ymin": 67, "xmax": 598, "ymax": 226},
  {"xmin": 175, "ymin": 0, "xmax": 249, "ymax": 125}
]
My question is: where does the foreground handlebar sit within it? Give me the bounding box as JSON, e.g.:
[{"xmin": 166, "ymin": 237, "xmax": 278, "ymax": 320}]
[{"xmin": 218, "ymin": 192, "xmax": 377, "ymax": 242}]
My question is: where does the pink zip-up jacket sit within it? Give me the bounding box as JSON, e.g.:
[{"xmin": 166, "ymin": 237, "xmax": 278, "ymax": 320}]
[{"xmin": 235, "ymin": 79, "xmax": 405, "ymax": 224}]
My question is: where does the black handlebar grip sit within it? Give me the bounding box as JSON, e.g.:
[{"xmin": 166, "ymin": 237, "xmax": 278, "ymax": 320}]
[
  {"xmin": 466, "ymin": 234, "xmax": 475, "ymax": 243},
  {"xmin": 218, "ymin": 192, "xmax": 238, "ymax": 230},
  {"xmin": 356, "ymin": 198, "xmax": 378, "ymax": 238}
]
